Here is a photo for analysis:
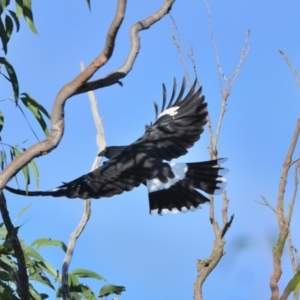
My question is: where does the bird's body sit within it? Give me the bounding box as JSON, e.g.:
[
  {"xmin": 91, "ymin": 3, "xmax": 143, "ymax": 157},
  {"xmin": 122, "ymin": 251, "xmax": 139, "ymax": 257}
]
[{"xmin": 5, "ymin": 78, "xmax": 227, "ymax": 214}]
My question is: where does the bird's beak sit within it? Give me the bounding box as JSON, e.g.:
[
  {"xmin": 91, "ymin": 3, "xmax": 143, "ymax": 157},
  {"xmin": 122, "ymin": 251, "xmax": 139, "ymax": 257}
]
[{"xmin": 98, "ymin": 148, "xmax": 106, "ymax": 157}]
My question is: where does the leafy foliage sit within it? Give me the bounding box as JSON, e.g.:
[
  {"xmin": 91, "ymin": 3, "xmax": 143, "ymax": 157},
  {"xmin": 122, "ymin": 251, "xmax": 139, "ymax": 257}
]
[{"xmin": 0, "ymin": 220, "xmax": 125, "ymax": 299}]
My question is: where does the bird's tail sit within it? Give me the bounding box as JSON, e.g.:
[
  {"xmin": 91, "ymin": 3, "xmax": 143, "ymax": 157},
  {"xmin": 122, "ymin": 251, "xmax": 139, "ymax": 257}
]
[{"xmin": 146, "ymin": 158, "xmax": 227, "ymax": 215}]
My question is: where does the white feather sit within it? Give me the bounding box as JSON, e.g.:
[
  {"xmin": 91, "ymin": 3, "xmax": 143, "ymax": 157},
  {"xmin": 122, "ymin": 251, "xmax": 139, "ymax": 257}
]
[
  {"xmin": 146, "ymin": 162, "xmax": 188, "ymax": 193},
  {"xmin": 157, "ymin": 106, "xmax": 179, "ymax": 119}
]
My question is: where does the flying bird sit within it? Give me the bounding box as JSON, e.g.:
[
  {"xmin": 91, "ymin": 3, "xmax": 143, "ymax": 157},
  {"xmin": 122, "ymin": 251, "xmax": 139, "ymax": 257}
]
[{"xmin": 5, "ymin": 78, "xmax": 227, "ymax": 214}]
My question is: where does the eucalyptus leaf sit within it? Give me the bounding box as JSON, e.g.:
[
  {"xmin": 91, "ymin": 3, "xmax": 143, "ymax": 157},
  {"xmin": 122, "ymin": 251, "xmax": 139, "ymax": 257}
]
[
  {"xmin": 0, "ymin": 57, "xmax": 19, "ymax": 101},
  {"xmin": 23, "ymin": 0, "xmax": 37, "ymax": 33},
  {"xmin": 20, "ymin": 93, "xmax": 50, "ymax": 136},
  {"xmin": 32, "ymin": 238, "xmax": 67, "ymax": 253},
  {"xmin": 98, "ymin": 284, "xmax": 125, "ymax": 297},
  {"xmin": 8, "ymin": 10, "xmax": 20, "ymax": 32},
  {"xmin": 71, "ymin": 269, "xmax": 107, "ymax": 281},
  {"xmin": 5, "ymin": 15, "xmax": 13, "ymax": 41}
]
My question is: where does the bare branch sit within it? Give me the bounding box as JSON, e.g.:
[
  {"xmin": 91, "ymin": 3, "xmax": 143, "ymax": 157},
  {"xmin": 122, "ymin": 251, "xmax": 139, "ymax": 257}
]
[
  {"xmin": 270, "ymin": 119, "xmax": 300, "ymax": 300},
  {"xmin": 78, "ymin": 0, "xmax": 176, "ymax": 94},
  {"xmin": 60, "ymin": 63, "xmax": 106, "ymax": 299},
  {"xmin": 170, "ymin": 14, "xmax": 193, "ymax": 86},
  {"xmin": 277, "ymin": 119, "xmax": 300, "ymax": 229},
  {"xmin": 221, "ymin": 192, "xmax": 234, "ymax": 238},
  {"xmin": 0, "ymin": 193, "xmax": 29, "ymax": 300},
  {"xmin": 213, "ymin": 30, "xmax": 250, "ymax": 150},
  {"xmin": 279, "ymin": 50, "xmax": 300, "ymax": 90},
  {"xmin": 287, "ymin": 161, "xmax": 300, "ymax": 226}
]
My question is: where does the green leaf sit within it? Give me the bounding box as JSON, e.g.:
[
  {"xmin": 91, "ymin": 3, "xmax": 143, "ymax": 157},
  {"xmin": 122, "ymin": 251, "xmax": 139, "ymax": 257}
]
[
  {"xmin": 9, "ymin": 147, "xmax": 20, "ymax": 186},
  {"xmin": 29, "ymin": 269, "xmax": 55, "ymax": 290},
  {"xmin": 28, "ymin": 283, "xmax": 43, "ymax": 300},
  {"xmin": 0, "ymin": 57, "xmax": 19, "ymax": 101},
  {"xmin": 30, "ymin": 159, "xmax": 39, "ymax": 188},
  {"xmin": 23, "ymin": 244, "xmax": 45, "ymax": 261},
  {"xmin": 17, "ymin": 203, "xmax": 32, "ymax": 217},
  {"xmin": 8, "ymin": 10, "xmax": 20, "ymax": 32},
  {"xmin": 0, "ymin": 270, "xmax": 11, "ymax": 281},
  {"xmin": 68, "ymin": 273, "xmax": 79, "ymax": 287},
  {"xmin": 0, "ymin": 150, "xmax": 6, "ymax": 170},
  {"xmin": 0, "ymin": 225, "xmax": 7, "ymax": 238},
  {"xmin": 32, "ymin": 238, "xmax": 67, "ymax": 253},
  {"xmin": 20, "ymin": 93, "xmax": 50, "ymax": 136},
  {"xmin": 0, "ymin": 281, "xmax": 19, "ymax": 300},
  {"xmin": 5, "ymin": 15, "xmax": 13, "ymax": 42},
  {"xmin": 98, "ymin": 284, "xmax": 125, "ymax": 297},
  {"xmin": 36, "ymin": 260, "xmax": 58, "ymax": 280},
  {"xmin": 0, "ymin": 110, "xmax": 4, "ymax": 132},
  {"xmin": 69, "ymin": 292, "xmax": 81, "ymax": 300},
  {"xmin": 0, "ymin": 0, "xmax": 10, "ymax": 9},
  {"xmin": 287, "ymin": 269, "xmax": 300, "ymax": 292},
  {"xmin": 0, "ymin": 18, "xmax": 8, "ymax": 54},
  {"xmin": 71, "ymin": 269, "xmax": 107, "ymax": 281},
  {"xmin": 0, "ymin": 256, "xmax": 17, "ymax": 272},
  {"xmin": 11, "ymin": 146, "xmax": 30, "ymax": 186},
  {"xmin": 80, "ymin": 285, "xmax": 96, "ymax": 299},
  {"xmin": 23, "ymin": 0, "xmax": 37, "ymax": 33},
  {"xmin": 15, "ymin": 0, "xmax": 23, "ymax": 18},
  {"xmin": 0, "ymin": 0, "xmax": 7, "ymax": 9}
]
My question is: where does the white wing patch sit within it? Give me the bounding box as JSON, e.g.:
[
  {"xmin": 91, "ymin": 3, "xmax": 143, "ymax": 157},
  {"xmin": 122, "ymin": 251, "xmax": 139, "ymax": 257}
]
[
  {"xmin": 157, "ymin": 106, "xmax": 179, "ymax": 119},
  {"xmin": 146, "ymin": 162, "xmax": 188, "ymax": 193},
  {"xmin": 150, "ymin": 205, "xmax": 203, "ymax": 215}
]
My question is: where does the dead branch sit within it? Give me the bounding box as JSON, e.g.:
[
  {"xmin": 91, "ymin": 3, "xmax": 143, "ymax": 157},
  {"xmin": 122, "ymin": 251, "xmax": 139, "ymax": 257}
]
[
  {"xmin": 0, "ymin": 192, "xmax": 29, "ymax": 300},
  {"xmin": 270, "ymin": 118, "xmax": 300, "ymax": 300},
  {"xmin": 191, "ymin": 2, "xmax": 249, "ymax": 299},
  {"xmin": 60, "ymin": 63, "xmax": 106, "ymax": 299},
  {"xmin": 0, "ymin": 0, "xmax": 175, "ymax": 191}
]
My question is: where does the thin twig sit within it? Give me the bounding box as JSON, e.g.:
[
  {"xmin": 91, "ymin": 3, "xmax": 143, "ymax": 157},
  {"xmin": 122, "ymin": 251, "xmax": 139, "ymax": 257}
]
[
  {"xmin": 279, "ymin": 50, "xmax": 300, "ymax": 90},
  {"xmin": 170, "ymin": 13, "xmax": 192, "ymax": 86},
  {"xmin": 255, "ymin": 194, "xmax": 277, "ymax": 214}
]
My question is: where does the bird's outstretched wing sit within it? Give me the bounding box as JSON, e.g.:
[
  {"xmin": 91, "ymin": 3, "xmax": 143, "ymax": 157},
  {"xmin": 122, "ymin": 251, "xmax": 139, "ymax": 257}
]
[
  {"xmin": 5, "ymin": 77, "xmax": 210, "ymax": 203},
  {"xmin": 133, "ymin": 78, "xmax": 207, "ymax": 161}
]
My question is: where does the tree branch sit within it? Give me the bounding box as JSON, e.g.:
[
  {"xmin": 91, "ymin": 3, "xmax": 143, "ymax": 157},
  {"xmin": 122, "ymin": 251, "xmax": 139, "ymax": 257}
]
[
  {"xmin": 75, "ymin": 0, "xmax": 176, "ymax": 94},
  {"xmin": 0, "ymin": 193, "xmax": 29, "ymax": 300},
  {"xmin": 60, "ymin": 62, "xmax": 107, "ymax": 300},
  {"xmin": 192, "ymin": 2, "xmax": 249, "ymax": 299},
  {"xmin": 270, "ymin": 119, "xmax": 300, "ymax": 300}
]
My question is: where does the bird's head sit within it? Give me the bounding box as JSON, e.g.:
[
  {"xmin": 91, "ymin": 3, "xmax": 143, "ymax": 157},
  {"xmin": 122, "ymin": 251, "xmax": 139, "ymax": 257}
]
[{"xmin": 98, "ymin": 146, "xmax": 127, "ymax": 159}]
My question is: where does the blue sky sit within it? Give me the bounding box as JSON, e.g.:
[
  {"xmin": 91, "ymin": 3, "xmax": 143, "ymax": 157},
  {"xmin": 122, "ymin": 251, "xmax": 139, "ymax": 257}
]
[{"xmin": 2, "ymin": 0, "xmax": 300, "ymax": 299}]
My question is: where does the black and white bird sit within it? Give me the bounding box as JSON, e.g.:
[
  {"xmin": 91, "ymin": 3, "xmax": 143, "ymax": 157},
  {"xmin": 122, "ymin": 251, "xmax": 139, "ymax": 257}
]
[{"xmin": 5, "ymin": 78, "xmax": 227, "ymax": 214}]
